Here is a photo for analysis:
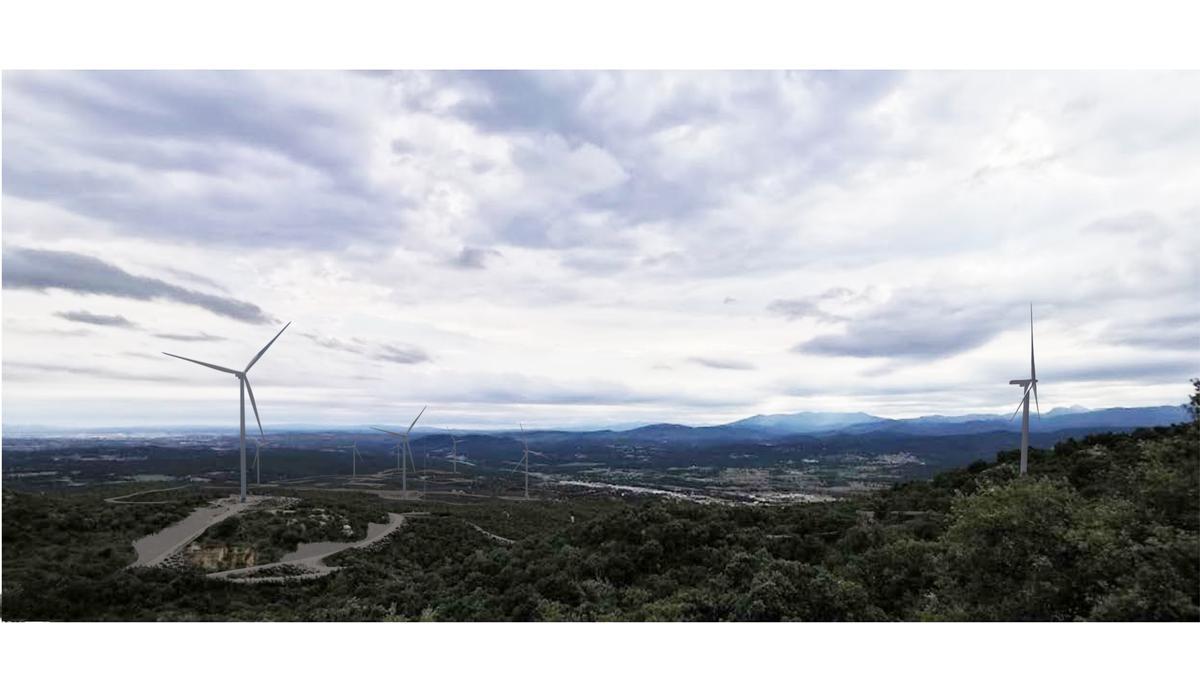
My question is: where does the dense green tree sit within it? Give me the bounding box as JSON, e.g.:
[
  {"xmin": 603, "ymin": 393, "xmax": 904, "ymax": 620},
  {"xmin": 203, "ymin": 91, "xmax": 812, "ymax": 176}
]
[{"xmin": 5, "ymin": 394, "xmax": 1197, "ymax": 621}]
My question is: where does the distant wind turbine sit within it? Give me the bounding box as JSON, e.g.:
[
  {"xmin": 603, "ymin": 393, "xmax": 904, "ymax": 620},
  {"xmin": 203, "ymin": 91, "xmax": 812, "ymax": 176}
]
[
  {"xmin": 508, "ymin": 423, "xmax": 545, "ymax": 499},
  {"xmin": 349, "ymin": 440, "xmax": 365, "ymax": 479},
  {"xmin": 372, "ymin": 405, "xmax": 425, "ymax": 495},
  {"xmin": 251, "ymin": 436, "xmax": 271, "ymax": 486},
  {"xmin": 163, "ymin": 322, "xmax": 290, "ymax": 503},
  {"xmin": 450, "ymin": 432, "xmax": 461, "ymax": 473},
  {"xmin": 1008, "ymin": 305, "xmax": 1040, "ymax": 476}
]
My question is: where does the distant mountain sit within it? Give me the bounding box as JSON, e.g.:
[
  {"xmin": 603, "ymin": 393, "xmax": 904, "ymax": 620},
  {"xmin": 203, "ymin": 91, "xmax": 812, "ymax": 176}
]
[
  {"xmin": 1035, "ymin": 406, "xmax": 1189, "ymax": 431},
  {"xmin": 727, "ymin": 411, "xmax": 886, "ymax": 433},
  {"xmin": 5, "ymin": 405, "xmax": 1188, "ymax": 450},
  {"xmin": 1044, "ymin": 405, "xmax": 1091, "ymax": 417},
  {"xmin": 834, "ymin": 405, "xmax": 1189, "ymax": 437}
]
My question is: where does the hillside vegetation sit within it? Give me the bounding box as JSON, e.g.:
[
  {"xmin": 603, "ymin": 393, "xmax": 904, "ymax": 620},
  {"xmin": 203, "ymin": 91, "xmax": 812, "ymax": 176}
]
[{"xmin": 2, "ymin": 388, "xmax": 1196, "ymax": 621}]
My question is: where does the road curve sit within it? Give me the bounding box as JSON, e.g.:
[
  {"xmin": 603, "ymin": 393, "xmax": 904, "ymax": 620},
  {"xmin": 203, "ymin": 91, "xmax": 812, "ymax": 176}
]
[
  {"xmin": 208, "ymin": 512, "xmax": 416, "ymax": 584},
  {"xmin": 128, "ymin": 495, "xmax": 267, "ymax": 567}
]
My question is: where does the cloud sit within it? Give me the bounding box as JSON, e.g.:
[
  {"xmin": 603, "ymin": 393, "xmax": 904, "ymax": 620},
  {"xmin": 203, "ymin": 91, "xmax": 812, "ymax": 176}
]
[
  {"xmin": 1085, "ymin": 210, "xmax": 1167, "ymax": 237},
  {"xmin": 451, "ymin": 246, "xmax": 501, "ymax": 269},
  {"xmin": 792, "ymin": 290, "xmax": 1012, "ymax": 359},
  {"xmin": 154, "ymin": 331, "xmax": 227, "ymax": 342},
  {"xmin": 3, "ymin": 361, "xmax": 185, "ymax": 383},
  {"xmin": 768, "ymin": 299, "xmax": 841, "ymax": 323},
  {"xmin": 56, "ymin": 310, "xmax": 137, "ymax": 328},
  {"xmin": 301, "ymin": 332, "xmax": 368, "ymax": 354},
  {"xmin": 1100, "ymin": 311, "xmax": 1200, "ymax": 351},
  {"xmin": 3, "ymin": 247, "xmax": 271, "ymax": 324},
  {"xmin": 768, "ymin": 287, "xmax": 861, "ymax": 322},
  {"xmin": 1053, "ymin": 357, "xmax": 1199, "ymax": 384},
  {"xmin": 302, "ymin": 331, "xmax": 430, "ymax": 365},
  {"xmin": 11, "ymin": 327, "xmax": 95, "ymax": 338},
  {"xmin": 2, "ymin": 71, "xmax": 402, "ymax": 251},
  {"xmin": 3, "ymin": 71, "xmax": 1199, "ymax": 426},
  {"xmin": 376, "ymin": 345, "xmax": 431, "ymax": 365},
  {"xmin": 688, "ymin": 356, "xmax": 756, "ymax": 371},
  {"xmin": 157, "ymin": 266, "xmax": 230, "ymax": 293}
]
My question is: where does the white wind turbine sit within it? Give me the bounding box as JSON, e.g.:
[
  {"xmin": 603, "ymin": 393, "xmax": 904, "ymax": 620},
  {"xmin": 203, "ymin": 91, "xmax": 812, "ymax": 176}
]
[
  {"xmin": 438, "ymin": 434, "xmax": 475, "ymax": 474},
  {"xmin": 1008, "ymin": 305, "xmax": 1040, "ymax": 476},
  {"xmin": 349, "ymin": 440, "xmax": 365, "ymax": 479},
  {"xmin": 449, "ymin": 432, "xmax": 461, "ymax": 473},
  {"xmin": 372, "ymin": 405, "xmax": 425, "ymax": 495},
  {"xmin": 163, "ymin": 322, "xmax": 290, "ymax": 503},
  {"xmin": 250, "ymin": 436, "xmax": 271, "ymax": 486},
  {"xmin": 508, "ymin": 423, "xmax": 545, "ymax": 499}
]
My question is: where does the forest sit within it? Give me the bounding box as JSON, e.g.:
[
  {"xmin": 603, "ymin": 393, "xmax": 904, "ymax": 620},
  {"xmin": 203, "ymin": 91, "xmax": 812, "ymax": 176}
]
[{"xmin": 2, "ymin": 386, "xmax": 1196, "ymax": 621}]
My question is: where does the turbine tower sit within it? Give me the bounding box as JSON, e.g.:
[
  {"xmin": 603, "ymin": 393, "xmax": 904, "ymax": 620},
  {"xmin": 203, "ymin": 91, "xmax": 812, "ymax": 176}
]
[
  {"xmin": 349, "ymin": 441, "xmax": 364, "ymax": 479},
  {"xmin": 1008, "ymin": 305, "xmax": 1040, "ymax": 476},
  {"xmin": 450, "ymin": 433, "xmax": 461, "ymax": 473},
  {"xmin": 251, "ymin": 436, "xmax": 270, "ymax": 486},
  {"xmin": 372, "ymin": 405, "xmax": 425, "ymax": 495},
  {"xmin": 163, "ymin": 322, "xmax": 290, "ymax": 503}
]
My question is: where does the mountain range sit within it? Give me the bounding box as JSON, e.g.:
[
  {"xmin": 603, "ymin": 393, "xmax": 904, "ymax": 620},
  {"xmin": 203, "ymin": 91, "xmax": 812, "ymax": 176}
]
[
  {"xmin": 3, "ymin": 405, "xmax": 1190, "ymax": 439},
  {"xmin": 719, "ymin": 405, "xmax": 1189, "ymax": 437}
]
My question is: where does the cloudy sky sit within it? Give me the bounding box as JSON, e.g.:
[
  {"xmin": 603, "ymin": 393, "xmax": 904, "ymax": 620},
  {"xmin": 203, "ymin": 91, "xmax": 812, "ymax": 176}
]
[{"xmin": 2, "ymin": 71, "xmax": 1197, "ymax": 429}]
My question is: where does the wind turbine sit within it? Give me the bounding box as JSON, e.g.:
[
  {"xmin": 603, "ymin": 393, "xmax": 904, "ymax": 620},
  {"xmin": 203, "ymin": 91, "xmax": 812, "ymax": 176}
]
[
  {"xmin": 509, "ymin": 424, "xmax": 545, "ymax": 499},
  {"xmin": 163, "ymin": 322, "xmax": 290, "ymax": 503},
  {"xmin": 349, "ymin": 441, "xmax": 365, "ymax": 479},
  {"xmin": 371, "ymin": 405, "xmax": 425, "ymax": 495},
  {"xmin": 439, "ymin": 436, "xmax": 475, "ymax": 474},
  {"xmin": 1008, "ymin": 305, "xmax": 1040, "ymax": 476},
  {"xmin": 251, "ymin": 436, "xmax": 271, "ymax": 486}
]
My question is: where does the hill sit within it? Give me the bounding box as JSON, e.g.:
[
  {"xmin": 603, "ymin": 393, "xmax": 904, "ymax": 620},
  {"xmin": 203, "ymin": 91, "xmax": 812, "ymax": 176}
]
[{"xmin": 3, "ymin": 411, "xmax": 1195, "ymax": 620}]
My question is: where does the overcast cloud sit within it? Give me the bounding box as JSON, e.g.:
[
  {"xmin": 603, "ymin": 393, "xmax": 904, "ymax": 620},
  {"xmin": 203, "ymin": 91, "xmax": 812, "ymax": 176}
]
[
  {"xmin": 56, "ymin": 310, "xmax": 138, "ymax": 328},
  {"xmin": 3, "ymin": 71, "xmax": 1198, "ymax": 428}
]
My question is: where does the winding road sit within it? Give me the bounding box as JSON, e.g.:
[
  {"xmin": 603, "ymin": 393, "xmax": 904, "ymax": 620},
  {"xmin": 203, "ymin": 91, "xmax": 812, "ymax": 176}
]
[
  {"xmin": 207, "ymin": 512, "xmax": 417, "ymax": 584},
  {"xmin": 105, "ymin": 484, "xmax": 193, "ymax": 505}
]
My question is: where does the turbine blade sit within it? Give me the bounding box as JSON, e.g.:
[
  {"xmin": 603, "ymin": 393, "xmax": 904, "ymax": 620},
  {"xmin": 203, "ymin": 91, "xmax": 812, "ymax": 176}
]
[
  {"xmin": 245, "ymin": 321, "xmax": 291, "ymax": 372},
  {"xmin": 244, "ymin": 377, "xmax": 264, "ymax": 437},
  {"xmin": 407, "ymin": 405, "xmax": 427, "ymax": 434},
  {"xmin": 162, "ymin": 352, "xmax": 239, "ymax": 375},
  {"xmin": 1030, "ymin": 304, "xmax": 1037, "ymax": 382},
  {"xmin": 1009, "ymin": 385, "xmax": 1030, "ymax": 421},
  {"xmin": 371, "ymin": 426, "xmax": 404, "ymax": 437},
  {"xmin": 1030, "ymin": 305, "xmax": 1040, "ymax": 419}
]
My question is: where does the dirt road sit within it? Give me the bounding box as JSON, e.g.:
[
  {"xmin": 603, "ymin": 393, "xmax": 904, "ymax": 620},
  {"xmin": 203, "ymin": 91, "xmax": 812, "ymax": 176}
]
[
  {"xmin": 128, "ymin": 495, "xmax": 268, "ymax": 567},
  {"xmin": 207, "ymin": 512, "xmax": 416, "ymax": 584}
]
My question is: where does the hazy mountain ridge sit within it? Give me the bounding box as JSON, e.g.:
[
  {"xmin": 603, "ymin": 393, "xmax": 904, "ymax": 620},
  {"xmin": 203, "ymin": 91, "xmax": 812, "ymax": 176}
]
[
  {"xmin": 829, "ymin": 405, "xmax": 1190, "ymax": 437},
  {"xmin": 4, "ymin": 405, "xmax": 1187, "ymax": 440},
  {"xmin": 725, "ymin": 411, "xmax": 887, "ymax": 432}
]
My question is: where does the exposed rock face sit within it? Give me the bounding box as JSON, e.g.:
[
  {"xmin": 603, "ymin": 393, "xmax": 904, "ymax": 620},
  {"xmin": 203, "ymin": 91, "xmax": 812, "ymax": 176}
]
[{"xmin": 187, "ymin": 543, "xmax": 257, "ymax": 571}]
